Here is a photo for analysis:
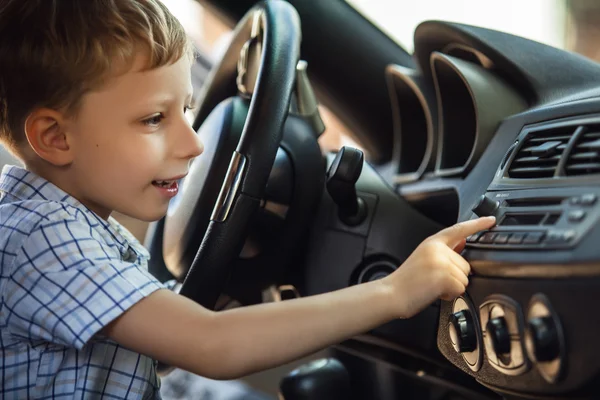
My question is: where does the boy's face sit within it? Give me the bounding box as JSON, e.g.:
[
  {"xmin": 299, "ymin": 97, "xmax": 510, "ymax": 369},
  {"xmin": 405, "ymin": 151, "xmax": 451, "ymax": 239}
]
[{"xmin": 64, "ymin": 54, "xmax": 203, "ymax": 221}]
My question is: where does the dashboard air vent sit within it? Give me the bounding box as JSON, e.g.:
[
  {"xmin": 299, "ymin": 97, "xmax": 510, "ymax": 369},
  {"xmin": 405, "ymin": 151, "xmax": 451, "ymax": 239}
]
[
  {"xmin": 507, "ymin": 127, "xmax": 574, "ymax": 179},
  {"xmin": 565, "ymin": 127, "xmax": 600, "ymax": 176}
]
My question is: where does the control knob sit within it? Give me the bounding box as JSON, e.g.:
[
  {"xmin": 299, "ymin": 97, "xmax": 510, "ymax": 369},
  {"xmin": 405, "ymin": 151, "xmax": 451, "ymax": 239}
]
[
  {"xmin": 448, "ymin": 310, "xmax": 477, "ymax": 353},
  {"xmin": 526, "ymin": 316, "xmax": 560, "ymax": 363},
  {"xmin": 487, "ymin": 317, "xmax": 511, "ymax": 355},
  {"xmin": 472, "ymin": 195, "xmax": 500, "ymax": 217}
]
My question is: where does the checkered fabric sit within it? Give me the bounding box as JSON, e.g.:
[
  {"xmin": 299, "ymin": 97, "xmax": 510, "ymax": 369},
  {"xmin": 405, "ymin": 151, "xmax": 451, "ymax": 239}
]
[{"xmin": 0, "ymin": 165, "xmax": 166, "ymax": 399}]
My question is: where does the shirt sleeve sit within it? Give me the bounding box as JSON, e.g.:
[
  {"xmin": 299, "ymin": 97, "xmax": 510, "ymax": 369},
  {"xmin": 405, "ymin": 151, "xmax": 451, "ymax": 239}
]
[{"xmin": 4, "ymin": 216, "xmax": 165, "ymax": 349}]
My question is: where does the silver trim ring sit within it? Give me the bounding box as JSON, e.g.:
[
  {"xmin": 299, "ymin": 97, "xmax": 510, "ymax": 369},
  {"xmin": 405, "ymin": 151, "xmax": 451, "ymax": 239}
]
[{"xmin": 211, "ymin": 151, "xmax": 247, "ymax": 222}]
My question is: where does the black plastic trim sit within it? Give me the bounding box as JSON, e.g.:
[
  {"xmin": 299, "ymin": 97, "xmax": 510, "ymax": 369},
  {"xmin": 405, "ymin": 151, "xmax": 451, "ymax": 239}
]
[{"xmin": 385, "ymin": 64, "xmax": 437, "ymax": 183}]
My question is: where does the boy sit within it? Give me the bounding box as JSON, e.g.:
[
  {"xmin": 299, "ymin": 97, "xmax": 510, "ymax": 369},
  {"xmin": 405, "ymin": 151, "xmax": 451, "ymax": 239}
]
[{"xmin": 0, "ymin": 1, "xmax": 495, "ymax": 399}]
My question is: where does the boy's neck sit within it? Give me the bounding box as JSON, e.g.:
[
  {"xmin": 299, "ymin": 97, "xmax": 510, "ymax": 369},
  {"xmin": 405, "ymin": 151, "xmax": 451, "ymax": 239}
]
[{"xmin": 24, "ymin": 160, "xmax": 112, "ymax": 220}]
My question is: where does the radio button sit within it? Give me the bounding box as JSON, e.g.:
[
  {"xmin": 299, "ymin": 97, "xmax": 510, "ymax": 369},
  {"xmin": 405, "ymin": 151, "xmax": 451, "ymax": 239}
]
[
  {"xmin": 545, "ymin": 230, "xmax": 575, "ymax": 245},
  {"xmin": 467, "ymin": 233, "xmax": 482, "ymax": 243},
  {"xmin": 494, "ymin": 233, "xmax": 511, "ymax": 244},
  {"xmin": 523, "ymin": 232, "xmax": 544, "ymax": 244},
  {"xmin": 478, "ymin": 232, "xmax": 497, "ymax": 244},
  {"xmin": 508, "ymin": 233, "xmax": 526, "ymax": 244}
]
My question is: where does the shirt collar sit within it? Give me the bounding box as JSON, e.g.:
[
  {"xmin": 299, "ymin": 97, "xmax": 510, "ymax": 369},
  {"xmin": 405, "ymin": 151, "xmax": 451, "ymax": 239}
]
[{"xmin": 0, "ymin": 165, "xmax": 149, "ymax": 260}]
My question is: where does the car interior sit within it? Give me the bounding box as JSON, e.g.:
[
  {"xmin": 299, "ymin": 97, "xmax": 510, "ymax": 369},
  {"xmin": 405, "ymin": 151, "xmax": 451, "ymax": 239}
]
[{"xmin": 2, "ymin": 1, "xmax": 599, "ymax": 399}]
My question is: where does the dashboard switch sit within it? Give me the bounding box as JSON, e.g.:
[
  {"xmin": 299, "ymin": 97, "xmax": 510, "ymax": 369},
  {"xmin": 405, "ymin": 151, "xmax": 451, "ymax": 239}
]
[
  {"xmin": 508, "ymin": 233, "xmax": 526, "ymax": 244},
  {"xmin": 472, "ymin": 195, "xmax": 500, "ymax": 217},
  {"xmin": 480, "ymin": 296, "xmax": 529, "ymax": 376},
  {"xmin": 449, "ymin": 310, "xmax": 477, "ymax": 353},
  {"xmin": 466, "ymin": 233, "xmax": 482, "ymax": 243},
  {"xmin": 523, "ymin": 232, "xmax": 544, "ymax": 244},
  {"xmin": 525, "ymin": 294, "xmax": 565, "ymax": 383},
  {"xmin": 478, "ymin": 232, "xmax": 497, "ymax": 244},
  {"xmin": 487, "ymin": 317, "xmax": 511, "ymax": 355},
  {"xmin": 494, "ymin": 233, "xmax": 511, "ymax": 244},
  {"xmin": 452, "ymin": 297, "xmax": 483, "ymax": 372},
  {"xmin": 526, "ymin": 317, "xmax": 559, "ymax": 362}
]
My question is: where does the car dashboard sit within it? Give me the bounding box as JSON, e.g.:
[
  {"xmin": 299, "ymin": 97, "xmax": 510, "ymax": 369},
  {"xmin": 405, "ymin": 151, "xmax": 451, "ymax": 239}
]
[
  {"xmin": 380, "ymin": 21, "xmax": 600, "ymax": 399},
  {"xmin": 294, "ymin": 18, "xmax": 600, "ymax": 400}
]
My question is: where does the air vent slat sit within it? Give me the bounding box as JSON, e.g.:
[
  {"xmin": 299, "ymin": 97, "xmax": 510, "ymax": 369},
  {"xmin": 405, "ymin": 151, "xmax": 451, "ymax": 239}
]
[
  {"xmin": 584, "ymin": 131, "xmax": 600, "ymax": 139},
  {"xmin": 566, "ymin": 128, "xmax": 600, "ymax": 177},
  {"xmin": 507, "ymin": 126, "xmax": 574, "ymax": 179},
  {"xmin": 509, "ymin": 166, "xmax": 556, "ymax": 178},
  {"xmin": 569, "ymin": 152, "xmax": 600, "ymax": 160},
  {"xmin": 577, "ymin": 139, "xmax": 600, "ymax": 151},
  {"xmin": 512, "ymin": 155, "xmax": 561, "ymax": 165},
  {"xmin": 566, "ymin": 163, "xmax": 600, "ymax": 173},
  {"xmin": 528, "ymin": 135, "xmax": 573, "ymax": 143}
]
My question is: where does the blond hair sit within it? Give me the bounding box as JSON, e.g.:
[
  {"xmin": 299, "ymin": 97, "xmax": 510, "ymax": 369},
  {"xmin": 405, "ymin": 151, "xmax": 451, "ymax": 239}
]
[{"xmin": 0, "ymin": 0, "xmax": 193, "ymax": 154}]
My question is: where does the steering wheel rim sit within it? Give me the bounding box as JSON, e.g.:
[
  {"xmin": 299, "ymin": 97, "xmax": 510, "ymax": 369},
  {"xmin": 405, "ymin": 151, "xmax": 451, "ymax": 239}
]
[{"xmin": 175, "ymin": 1, "xmax": 301, "ymax": 309}]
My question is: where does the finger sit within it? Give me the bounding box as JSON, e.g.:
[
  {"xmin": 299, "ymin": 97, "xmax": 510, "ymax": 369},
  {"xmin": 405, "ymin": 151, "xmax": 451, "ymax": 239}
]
[
  {"xmin": 436, "ymin": 216, "xmax": 496, "ymax": 248},
  {"xmin": 447, "ymin": 262, "xmax": 469, "ymax": 287},
  {"xmin": 439, "ymin": 276, "xmax": 467, "ymax": 301},
  {"xmin": 448, "ymin": 250, "xmax": 471, "ymax": 276},
  {"xmin": 454, "ymin": 238, "xmax": 466, "ymax": 254}
]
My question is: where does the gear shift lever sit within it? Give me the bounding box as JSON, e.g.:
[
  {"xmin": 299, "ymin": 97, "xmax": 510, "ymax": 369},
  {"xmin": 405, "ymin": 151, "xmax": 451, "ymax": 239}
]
[
  {"xmin": 278, "ymin": 358, "xmax": 351, "ymax": 400},
  {"xmin": 326, "ymin": 146, "xmax": 367, "ymax": 226}
]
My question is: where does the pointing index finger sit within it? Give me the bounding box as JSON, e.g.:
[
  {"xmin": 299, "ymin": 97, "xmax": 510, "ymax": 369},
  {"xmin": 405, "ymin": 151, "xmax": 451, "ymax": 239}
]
[{"xmin": 436, "ymin": 216, "xmax": 496, "ymax": 247}]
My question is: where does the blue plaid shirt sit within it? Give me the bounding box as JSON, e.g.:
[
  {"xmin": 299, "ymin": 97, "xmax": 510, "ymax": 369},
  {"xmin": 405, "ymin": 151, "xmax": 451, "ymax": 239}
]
[{"xmin": 0, "ymin": 165, "xmax": 167, "ymax": 399}]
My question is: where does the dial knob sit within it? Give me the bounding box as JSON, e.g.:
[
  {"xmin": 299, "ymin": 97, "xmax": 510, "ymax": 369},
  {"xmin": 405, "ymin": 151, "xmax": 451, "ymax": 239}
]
[
  {"xmin": 448, "ymin": 310, "xmax": 477, "ymax": 353},
  {"xmin": 472, "ymin": 195, "xmax": 500, "ymax": 217},
  {"xmin": 487, "ymin": 317, "xmax": 511, "ymax": 355},
  {"xmin": 526, "ymin": 316, "xmax": 559, "ymax": 362}
]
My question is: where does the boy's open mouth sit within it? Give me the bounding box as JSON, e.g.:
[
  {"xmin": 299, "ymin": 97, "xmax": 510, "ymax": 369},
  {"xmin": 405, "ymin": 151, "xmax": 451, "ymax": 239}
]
[{"xmin": 152, "ymin": 180, "xmax": 177, "ymax": 189}]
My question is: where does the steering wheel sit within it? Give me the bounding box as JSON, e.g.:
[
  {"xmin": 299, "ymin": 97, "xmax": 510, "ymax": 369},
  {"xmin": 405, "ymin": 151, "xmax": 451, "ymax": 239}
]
[{"xmin": 158, "ymin": 1, "xmax": 301, "ymax": 310}]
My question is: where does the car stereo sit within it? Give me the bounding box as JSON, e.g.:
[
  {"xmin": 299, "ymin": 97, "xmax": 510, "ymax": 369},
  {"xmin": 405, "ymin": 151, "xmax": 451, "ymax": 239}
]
[{"xmin": 465, "ymin": 187, "xmax": 600, "ymax": 250}]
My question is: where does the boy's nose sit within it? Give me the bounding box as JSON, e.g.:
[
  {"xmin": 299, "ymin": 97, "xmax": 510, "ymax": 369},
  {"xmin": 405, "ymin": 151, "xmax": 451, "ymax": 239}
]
[{"xmin": 176, "ymin": 122, "xmax": 204, "ymax": 160}]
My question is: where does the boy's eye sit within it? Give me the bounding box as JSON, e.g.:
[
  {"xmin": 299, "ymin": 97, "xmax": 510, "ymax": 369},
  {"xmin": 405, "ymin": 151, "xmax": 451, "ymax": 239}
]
[{"xmin": 142, "ymin": 113, "xmax": 164, "ymax": 127}]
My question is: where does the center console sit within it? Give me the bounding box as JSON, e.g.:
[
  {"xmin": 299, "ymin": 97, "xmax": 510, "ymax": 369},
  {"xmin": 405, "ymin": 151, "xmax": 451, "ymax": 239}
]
[{"xmin": 437, "ymin": 115, "xmax": 600, "ymax": 399}]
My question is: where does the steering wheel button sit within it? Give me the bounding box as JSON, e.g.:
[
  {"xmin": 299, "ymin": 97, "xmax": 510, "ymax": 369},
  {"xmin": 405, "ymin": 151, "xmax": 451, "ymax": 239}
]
[
  {"xmin": 494, "ymin": 233, "xmax": 511, "ymax": 244},
  {"xmin": 478, "ymin": 232, "xmax": 497, "ymax": 244}
]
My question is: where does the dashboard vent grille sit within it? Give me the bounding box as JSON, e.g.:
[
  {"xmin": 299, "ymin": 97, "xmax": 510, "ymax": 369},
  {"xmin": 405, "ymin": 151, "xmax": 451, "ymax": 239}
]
[
  {"xmin": 507, "ymin": 127, "xmax": 574, "ymax": 178},
  {"xmin": 565, "ymin": 127, "xmax": 600, "ymax": 176}
]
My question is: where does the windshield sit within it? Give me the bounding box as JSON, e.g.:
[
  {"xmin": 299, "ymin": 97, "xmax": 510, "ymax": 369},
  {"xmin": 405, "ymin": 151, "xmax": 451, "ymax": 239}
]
[{"xmin": 346, "ymin": 0, "xmax": 568, "ymax": 53}]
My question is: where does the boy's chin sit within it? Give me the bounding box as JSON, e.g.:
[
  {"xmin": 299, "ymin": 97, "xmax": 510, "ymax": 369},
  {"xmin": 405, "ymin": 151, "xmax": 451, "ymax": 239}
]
[{"xmin": 117, "ymin": 205, "xmax": 169, "ymax": 223}]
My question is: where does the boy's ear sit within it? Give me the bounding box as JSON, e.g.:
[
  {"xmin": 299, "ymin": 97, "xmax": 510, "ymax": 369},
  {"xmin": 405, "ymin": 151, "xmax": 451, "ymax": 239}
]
[{"xmin": 24, "ymin": 108, "xmax": 74, "ymax": 166}]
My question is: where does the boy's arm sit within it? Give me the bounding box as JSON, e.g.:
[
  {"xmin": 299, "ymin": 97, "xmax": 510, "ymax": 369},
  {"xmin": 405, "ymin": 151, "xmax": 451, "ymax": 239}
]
[{"xmin": 104, "ymin": 216, "xmax": 495, "ymax": 380}]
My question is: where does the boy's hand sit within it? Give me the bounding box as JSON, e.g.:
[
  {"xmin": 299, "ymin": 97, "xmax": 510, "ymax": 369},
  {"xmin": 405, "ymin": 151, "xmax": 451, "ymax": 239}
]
[{"xmin": 385, "ymin": 216, "xmax": 496, "ymax": 319}]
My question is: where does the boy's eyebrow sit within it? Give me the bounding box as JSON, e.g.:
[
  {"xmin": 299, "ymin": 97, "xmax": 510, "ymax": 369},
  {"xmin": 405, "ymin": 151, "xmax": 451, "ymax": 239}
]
[{"xmin": 138, "ymin": 89, "xmax": 194, "ymax": 108}]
